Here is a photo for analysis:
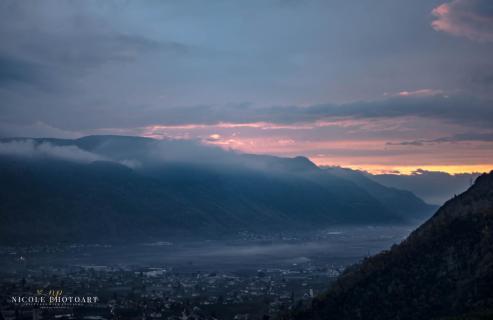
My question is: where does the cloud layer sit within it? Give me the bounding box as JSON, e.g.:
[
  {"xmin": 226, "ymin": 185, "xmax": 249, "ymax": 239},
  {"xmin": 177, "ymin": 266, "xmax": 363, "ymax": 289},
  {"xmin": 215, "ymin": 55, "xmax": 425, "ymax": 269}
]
[
  {"xmin": 0, "ymin": 140, "xmax": 106, "ymax": 163},
  {"xmin": 0, "ymin": 1, "xmax": 492, "ymax": 173}
]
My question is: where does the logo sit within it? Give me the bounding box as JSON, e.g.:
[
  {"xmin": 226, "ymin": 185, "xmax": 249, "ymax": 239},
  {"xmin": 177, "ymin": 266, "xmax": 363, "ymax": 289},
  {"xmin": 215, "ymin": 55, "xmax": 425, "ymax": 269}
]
[{"xmin": 9, "ymin": 289, "xmax": 99, "ymax": 309}]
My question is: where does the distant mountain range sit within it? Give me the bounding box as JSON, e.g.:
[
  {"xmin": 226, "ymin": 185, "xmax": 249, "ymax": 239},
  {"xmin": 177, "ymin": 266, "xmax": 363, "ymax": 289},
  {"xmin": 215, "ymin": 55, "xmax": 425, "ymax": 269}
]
[
  {"xmin": 286, "ymin": 171, "xmax": 493, "ymax": 320},
  {"xmin": 323, "ymin": 167, "xmax": 435, "ymax": 221},
  {"xmin": 369, "ymin": 170, "xmax": 480, "ymax": 205},
  {"xmin": 0, "ymin": 135, "xmax": 436, "ymax": 244}
]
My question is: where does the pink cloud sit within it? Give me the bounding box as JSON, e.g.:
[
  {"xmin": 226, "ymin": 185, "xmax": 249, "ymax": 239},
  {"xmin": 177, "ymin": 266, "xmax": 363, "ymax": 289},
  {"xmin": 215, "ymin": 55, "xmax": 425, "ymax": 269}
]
[
  {"xmin": 432, "ymin": 0, "xmax": 493, "ymax": 42},
  {"xmin": 88, "ymin": 115, "xmax": 493, "ymax": 175}
]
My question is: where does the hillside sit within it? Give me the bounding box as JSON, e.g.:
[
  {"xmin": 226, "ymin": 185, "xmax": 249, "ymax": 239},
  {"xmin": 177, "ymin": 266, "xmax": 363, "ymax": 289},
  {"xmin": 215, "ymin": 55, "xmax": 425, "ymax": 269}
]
[
  {"xmin": 0, "ymin": 135, "xmax": 435, "ymax": 244},
  {"xmin": 323, "ymin": 166, "xmax": 436, "ymax": 221},
  {"xmin": 286, "ymin": 171, "xmax": 493, "ymax": 320}
]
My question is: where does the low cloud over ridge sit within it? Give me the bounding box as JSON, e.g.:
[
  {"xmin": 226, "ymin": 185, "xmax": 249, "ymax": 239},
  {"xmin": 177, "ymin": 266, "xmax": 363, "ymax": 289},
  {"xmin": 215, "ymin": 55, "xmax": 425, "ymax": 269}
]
[
  {"xmin": 0, "ymin": 139, "xmax": 140, "ymax": 168},
  {"xmin": 0, "ymin": 140, "xmax": 106, "ymax": 163}
]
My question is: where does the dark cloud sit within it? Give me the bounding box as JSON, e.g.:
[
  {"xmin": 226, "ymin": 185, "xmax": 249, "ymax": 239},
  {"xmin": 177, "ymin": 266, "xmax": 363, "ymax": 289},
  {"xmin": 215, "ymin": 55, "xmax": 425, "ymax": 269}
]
[
  {"xmin": 387, "ymin": 132, "xmax": 493, "ymax": 146},
  {"xmin": 132, "ymin": 94, "xmax": 493, "ymax": 129},
  {"xmin": 0, "ymin": 55, "xmax": 44, "ymax": 86},
  {"xmin": 387, "ymin": 140, "xmax": 426, "ymax": 147},
  {"xmin": 0, "ymin": 0, "xmax": 188, "ymax": 89},
  {"xmin": 432, "ymin": 0, "xmax": 493, "ymax": 42},
  {"xmin": 470, "ymin": 67, "xmax": 493, "ymax": 86},
  {"xmin": 1, "ymin": 93, "xmax": 492, "ymax": 135},
  {"xmin": 21, "ymin": 34, "xmax": 169, "ymax": 69},
  {"xmin": 326, "ymin": 96, "xmax": 492, "ymax": 128}
]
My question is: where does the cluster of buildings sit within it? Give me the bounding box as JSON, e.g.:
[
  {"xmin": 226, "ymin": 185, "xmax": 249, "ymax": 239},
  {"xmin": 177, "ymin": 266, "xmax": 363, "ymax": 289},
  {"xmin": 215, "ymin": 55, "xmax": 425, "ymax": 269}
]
[{"xmin": 0, "ymin": 262, "xmax": 345, "ymax": 320}]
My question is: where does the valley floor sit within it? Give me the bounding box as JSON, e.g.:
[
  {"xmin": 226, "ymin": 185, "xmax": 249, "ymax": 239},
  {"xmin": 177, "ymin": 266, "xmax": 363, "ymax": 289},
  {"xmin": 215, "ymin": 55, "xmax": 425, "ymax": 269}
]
[{"xmin": 0, "ymin": 225, "xmax": 416, "ymax": 320}]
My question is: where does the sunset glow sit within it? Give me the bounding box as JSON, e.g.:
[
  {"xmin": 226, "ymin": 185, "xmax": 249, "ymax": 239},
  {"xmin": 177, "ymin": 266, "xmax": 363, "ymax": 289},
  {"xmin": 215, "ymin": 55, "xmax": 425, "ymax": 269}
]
[
  {"xmin": 1, "ymin": 0, "xmax": 492, "ymax": 177},
  {"xmin": 312, "ymin": 163, "xmax": 493, "ymax": 176}
]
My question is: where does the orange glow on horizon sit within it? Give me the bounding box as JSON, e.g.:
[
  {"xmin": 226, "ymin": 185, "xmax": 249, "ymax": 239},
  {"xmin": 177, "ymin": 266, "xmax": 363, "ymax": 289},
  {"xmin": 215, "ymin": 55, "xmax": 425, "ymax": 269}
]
[
  {"xmin": 204, "ymin": 136, "xmax": 493, "ymax": 175},
  {"xmin": 310, "ymin": 162, "xmax": 493, "ymax": 175},
  {"xmin": 127, "ymin": 121, "xmax": 493, "ymax": 176}
]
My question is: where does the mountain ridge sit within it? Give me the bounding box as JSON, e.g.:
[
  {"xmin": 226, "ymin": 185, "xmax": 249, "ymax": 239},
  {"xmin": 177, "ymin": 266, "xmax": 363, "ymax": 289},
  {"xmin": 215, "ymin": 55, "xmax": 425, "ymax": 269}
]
[
  {"xmin": 323, "ymin": 166, "xmax": 437, "ymax": 221},
  {"xmin": 0, "ymin": 135, "xmax": 436, "ymax": 244},
  {"xmin": 286, "ymin": 171, "xmax": 493, "ymax": 320}
]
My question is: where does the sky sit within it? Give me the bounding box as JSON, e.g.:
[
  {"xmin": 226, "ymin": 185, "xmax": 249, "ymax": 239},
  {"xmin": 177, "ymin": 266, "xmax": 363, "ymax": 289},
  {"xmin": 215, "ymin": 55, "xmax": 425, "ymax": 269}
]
[{"xmin": 0, "ymin": 0, "xmax": 492, "ymax": 174}]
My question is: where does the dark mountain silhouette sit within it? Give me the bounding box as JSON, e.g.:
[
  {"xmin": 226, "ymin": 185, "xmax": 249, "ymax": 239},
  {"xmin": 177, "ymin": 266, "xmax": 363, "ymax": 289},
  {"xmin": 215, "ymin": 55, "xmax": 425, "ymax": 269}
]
[
  {"xmin": 286, "ymin": 171, "xmax": 493, "ymax": 320},
  {"xmin": 323, "ymin": 167, "xmax": 437, "ymax": 221},
  {"xmin": 0, "ymin": 135, "xmax": 435, "ymax": 244}
]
